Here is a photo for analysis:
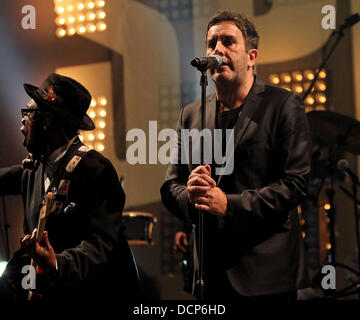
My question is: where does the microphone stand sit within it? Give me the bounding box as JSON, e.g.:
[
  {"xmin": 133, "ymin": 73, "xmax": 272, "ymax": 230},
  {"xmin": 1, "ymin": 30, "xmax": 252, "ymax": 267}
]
[
  {"xmin": 338, "ymin": 181, "xmax": 360, "ymax": 300},
  {"xmin": 1, "ymin": 196, "xmax": 10, "ymax": 261},
  {"xmin": 193, "ymin": 67, "xmax": 208, "ymax": 300},
  {"xmin": 302, "ymin": 25, "xmax": 345, "ymax": 101},
  {"xmin": 303, "ymin": 13, "xmax": 360, "ymax": 100}
]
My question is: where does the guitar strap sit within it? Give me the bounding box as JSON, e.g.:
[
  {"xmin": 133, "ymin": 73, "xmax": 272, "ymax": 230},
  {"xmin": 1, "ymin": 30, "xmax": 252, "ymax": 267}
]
[{"xmin": 49, "ymin": 144, "xmax": 91, "ymax": 215}]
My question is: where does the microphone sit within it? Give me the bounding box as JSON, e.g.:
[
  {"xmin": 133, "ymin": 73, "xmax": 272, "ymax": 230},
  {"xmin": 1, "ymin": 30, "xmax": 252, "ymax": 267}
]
[
  {"xmin": 339, "ymin": 13, "xmax": 360, "ymax": 30},
  {"xmin": 190, "ymin": 55, "xmax": 223, "ymax": 71},
  {"xmin": 337, "ymin": 159, "xmax": 360, "ymax": 185}
]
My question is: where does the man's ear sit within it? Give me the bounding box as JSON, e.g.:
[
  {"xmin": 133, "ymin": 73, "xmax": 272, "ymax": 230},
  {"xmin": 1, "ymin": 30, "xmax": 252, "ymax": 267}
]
[{"xmin": 248, "ymin": 49, "xmax": 258, "ymax": 69}]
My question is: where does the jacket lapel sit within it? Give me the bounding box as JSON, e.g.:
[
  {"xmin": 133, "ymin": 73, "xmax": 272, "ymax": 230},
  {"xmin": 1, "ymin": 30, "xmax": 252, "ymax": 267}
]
[
  {"xmin": 205, "ymin": 93, "xmax": 217, "ymax": 131},
  {"xmin": 217, "ymin": 77, "xmax": 265, "ymax": 186}
]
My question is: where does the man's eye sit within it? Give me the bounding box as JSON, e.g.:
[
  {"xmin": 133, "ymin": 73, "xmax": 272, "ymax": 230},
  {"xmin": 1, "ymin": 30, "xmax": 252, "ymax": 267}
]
[
  {"xmin": 223, "ymin": 39, "xmax": 235, "ymax": 46},
  {"xmin": 207, "ymin": 40, "xmax": 216, "ymax": 49}
]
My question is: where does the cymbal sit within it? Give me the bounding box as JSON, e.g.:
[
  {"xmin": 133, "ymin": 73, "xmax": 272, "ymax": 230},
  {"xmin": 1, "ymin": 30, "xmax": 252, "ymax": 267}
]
[{"xmin": 307, "ymin": 110, "xmax": 360, "ymax": 154}]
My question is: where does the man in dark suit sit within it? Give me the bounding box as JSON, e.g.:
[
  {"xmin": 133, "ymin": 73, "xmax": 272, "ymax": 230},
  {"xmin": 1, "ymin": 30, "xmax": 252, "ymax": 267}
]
[
  {"xmin": 161, "ymin": 11, "xmax": 311, "ymax": 301},
  {"xmin": 0, "ymin": 73, "xmax": 142, "ymax": 303}
]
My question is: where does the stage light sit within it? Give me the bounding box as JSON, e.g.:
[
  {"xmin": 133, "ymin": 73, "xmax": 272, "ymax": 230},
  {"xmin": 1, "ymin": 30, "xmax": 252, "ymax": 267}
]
[
  {"xmin": 304, "ymin": 70, "xmax": 315, "ymax": 81},
  {"xmin": 316, "ymin": 93, "xmax": 327, "ymax": 104},
  {"xmin": 56, "ymin": 27, "xmax": 66, "ymax": 37},
  {"xmin": 54, "ymin": 0, "xmax": 108, "ymax": 37},
  {"xmin": 280, "ymin": 73, "xmax": 291, "ymax": 83},
  {"xmin": 68, "ymin": 16, "xmax": 76, "ymax": 24},
  {"xmin": 96, "ymin": 22, "xmax": 107, "ymax": 31},
  {"xmin": 319, "ymin": 70, "xmax": 327, "ymax": 79},
  {"xmin": 292, "ymin": 85, "xmax": 303, "ymax": 94},
  {"xmin": 76, "ymin": 2, "xmax": 85, "ymax": 10},
  {"xmin": 86, "ymin": 1, "xmax": 95, "ymax": 9},
  {"xmin": 305, "ymin": 95, "xmax": 315, "ymax": 105},
  {"xmin": 66, "ymin": 26, "xmax": 76, "ymax": 36},
  {"xmin": 96, "ymin": 0, "xmax": 105, "ymax": 8},
  {"xmin": 0, "ymin": 261, "xmax": 7, "ymax": 277},
  {"xmin": 55, "ymin": 5, "xmax": 65, "ymax": 14},
  {"xmin": 96, "ymin": 10, "xmax": 106, "ymax": 19},
  {"xmin": 89, "ymin": 110, "xmax": 96, "ymax": 118},
  {"xmin": 269, "ymin": 74, "xmax": 280, "ymax": 85},
  {"xmin": 76, "ymin": 25, "xmax": 86, "ymax": 34},
  {"xmin": 316, "ymin": 81, "xmax": 326, "ymax": 91},
  {"xmin": 55, "ymin": 16, "xmax": 66, "ymax": 26},
  {"xmin": 96, "ymin": 144, "xmax": 105, "ymax": 151},
  {"xmin": 99, "ymin": 96, "xmax": 107, "ymax": 106},
  {"xmin": 302, "ymin": 232, "xmax": 306, "ymax": 239},
  {"xmin": 77, "ymin": 14, "xmax": 86, "ymax": 22},
  {"xmin": 292, "ymin": 71, "xmax": 303, "ymax": 82},
  {"xmin": 86, "ymin": 23, "xmax": 96, "ymax": 32},
  {"xmin": 80, "ymin": 95, "xmax": 107, "ymax": 152},
  {"xmin": 324, "ymin": 203, "xmax": 331, "ymax": 210},
  {"xmin": 326, "ymin": 243, "xmax": 331, "ymax": 250},
  {"xmin": 86, "ymin": 12, "xmax": 96, "ymax": 21}
]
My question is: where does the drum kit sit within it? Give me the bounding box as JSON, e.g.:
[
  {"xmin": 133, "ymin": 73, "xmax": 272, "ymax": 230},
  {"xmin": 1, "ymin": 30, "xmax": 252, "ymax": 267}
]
[
  {"xmin": 306, "ymin": 110, "xmax": 360, "ymax": 299},
  {"xmin": 122, "ymin": 211, "xmax": 158, "ymax": 245}
]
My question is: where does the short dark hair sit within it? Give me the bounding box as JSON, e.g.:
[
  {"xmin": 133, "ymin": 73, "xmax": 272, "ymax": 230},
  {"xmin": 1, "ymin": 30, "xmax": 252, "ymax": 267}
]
[{"xmin": 206, "ymin": 11, "xmax": 259, "ymax": 51}]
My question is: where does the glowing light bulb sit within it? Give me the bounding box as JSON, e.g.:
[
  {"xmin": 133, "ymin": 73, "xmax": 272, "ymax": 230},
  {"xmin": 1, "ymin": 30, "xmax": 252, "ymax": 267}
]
[
  {"xmin": 99, "ymin": 110, "xmax": 106, "ymax": 117},
  {"xmin": 68, "ymin": 16, "xmax": 76, "ymax": 24},
  {"xmin": 55, "ymin": 6, "xmax": 65, "ymax": 14},
  {"xmin": 269, "ymin": 74, "xmax": 280, "ymax": 85},
  {"xmin": 96, "ymin": 10, "xmax": 106, "ymax": 19},
  {"xmin": 77, "ymin": 25, "xmax": 86, "ymax": 34},
  {"xmin": 86, "ymin": 12, "xmax": 96, "ymax": 21},
  {"xmin": 67, "ymin": 26, "xmax": 76, "ymax": 36},
  {"xmin": 86, "ymin": 23, "xmax": 96, "ymax": 32},
  {"xmin": 56, "ymin": 28, "xmax": 66, "ymax": 37},
  {"xmin": 97, "ymin": 22, "xmax": 107, "ymax": 31},
  {"xmin": 319, "ymin": 70, "xmax": 327, "ymax": 79},
  {"xmin": 97, "ymin": 0, "xmax": 105, "ymax": 8},
  {"xmin": 99, "ymin": 97, "xmax": 107, "ymax": 105},
  {"xmin": 77, "ymin": 2, "xmax": 85, "ymax": 10}
]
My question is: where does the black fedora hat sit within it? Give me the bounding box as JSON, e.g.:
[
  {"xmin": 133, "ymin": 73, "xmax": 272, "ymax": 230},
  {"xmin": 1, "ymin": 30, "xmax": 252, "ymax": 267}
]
[{"xmin": 23, "ymin": 73, "xmax": 95, "ymax": 131}]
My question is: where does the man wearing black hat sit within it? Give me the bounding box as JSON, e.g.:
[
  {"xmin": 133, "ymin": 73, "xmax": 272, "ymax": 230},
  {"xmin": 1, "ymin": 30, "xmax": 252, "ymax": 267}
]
[{"xmin": 0, "ymin": 73, "xmax": 142, "ymax": 302}]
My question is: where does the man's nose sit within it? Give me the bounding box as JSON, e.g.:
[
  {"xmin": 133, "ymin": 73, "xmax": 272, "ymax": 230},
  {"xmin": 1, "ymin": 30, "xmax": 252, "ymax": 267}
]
[{"xmin": 213, "ymin": 41, "xmax": 225, "ymax": 56}]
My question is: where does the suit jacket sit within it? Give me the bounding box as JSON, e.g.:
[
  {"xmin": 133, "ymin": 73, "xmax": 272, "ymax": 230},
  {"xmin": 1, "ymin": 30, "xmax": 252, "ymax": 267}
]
[
  {"xmin": 160, "ymin": 76, "xmax": 311, "ymax": 296},
  {"xmin": 0, "ymin": 138, "xmax": 143, "ymax": 302}
]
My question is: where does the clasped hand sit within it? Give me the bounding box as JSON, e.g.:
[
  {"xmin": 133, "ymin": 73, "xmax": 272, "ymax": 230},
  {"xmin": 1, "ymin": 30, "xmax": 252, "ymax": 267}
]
[{"xmin": 187, "ymin": 164, "xmax": 228, "ymax": 216}]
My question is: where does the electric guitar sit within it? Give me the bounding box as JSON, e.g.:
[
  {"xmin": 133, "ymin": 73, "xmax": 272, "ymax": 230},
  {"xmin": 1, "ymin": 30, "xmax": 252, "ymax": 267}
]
[{"xmin": 26, "ymin": 190, "xmax": 55, "ymax": 300}]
